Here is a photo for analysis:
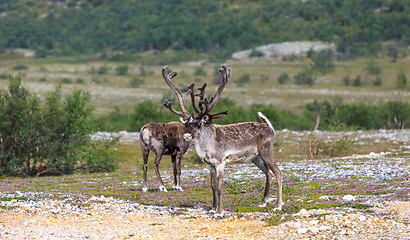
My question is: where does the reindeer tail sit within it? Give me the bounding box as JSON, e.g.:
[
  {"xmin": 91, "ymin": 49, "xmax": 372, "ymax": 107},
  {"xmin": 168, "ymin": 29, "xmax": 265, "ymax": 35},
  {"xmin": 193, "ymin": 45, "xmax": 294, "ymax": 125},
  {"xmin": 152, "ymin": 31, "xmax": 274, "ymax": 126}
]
[
  {"xmin": 139, "ymin": 126, "xmax": 150, "ymax": 146},
  {"xmin": 258, "ymin": 112, "xmax": 275, "ymax": 133}
]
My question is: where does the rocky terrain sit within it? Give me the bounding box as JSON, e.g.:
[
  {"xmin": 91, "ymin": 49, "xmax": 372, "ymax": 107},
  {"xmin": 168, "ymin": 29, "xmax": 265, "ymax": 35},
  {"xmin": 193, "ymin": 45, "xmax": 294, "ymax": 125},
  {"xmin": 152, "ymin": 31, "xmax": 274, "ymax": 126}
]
[
  {"xmin": 1, "ymin": 192, "xmax": 409, "ymax": 239},
  {"xmin": 231, "ymin": 41, "xmax": 335, "ymax": 59},
  {"xmin": 1, "ymin": 129, "xmax": 409, "ymax": 239}
]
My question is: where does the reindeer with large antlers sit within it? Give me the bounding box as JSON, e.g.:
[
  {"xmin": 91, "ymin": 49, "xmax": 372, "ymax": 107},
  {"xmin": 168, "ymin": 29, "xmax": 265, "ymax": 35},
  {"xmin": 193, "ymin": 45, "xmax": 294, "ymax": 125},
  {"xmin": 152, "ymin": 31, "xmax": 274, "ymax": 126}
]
[{"xmin": 162, "ymin": 64, "xmax": 283, "ymax": 218}]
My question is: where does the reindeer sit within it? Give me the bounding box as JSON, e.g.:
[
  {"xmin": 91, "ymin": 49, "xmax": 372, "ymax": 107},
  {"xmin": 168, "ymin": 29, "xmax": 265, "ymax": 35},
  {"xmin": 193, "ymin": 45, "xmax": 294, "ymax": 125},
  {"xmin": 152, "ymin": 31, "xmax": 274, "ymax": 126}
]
[
  {"xmin": 161, "ymin": 64, "xmax": 283, "ymax": 218},
  {"xmin": 140, "ymin": 121, "xmax": 191, "ymax": 192}
]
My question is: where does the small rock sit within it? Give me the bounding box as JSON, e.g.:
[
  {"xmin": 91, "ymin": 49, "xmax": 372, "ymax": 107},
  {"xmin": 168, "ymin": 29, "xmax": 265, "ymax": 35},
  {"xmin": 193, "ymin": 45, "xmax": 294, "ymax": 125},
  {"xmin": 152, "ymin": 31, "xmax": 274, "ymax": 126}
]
[
  {"xmin": 297, "ymin": 227, "xmax": 308, "ymax": 234},
  {"xmin": 319, "ymin": 226, "xmax": 331, "ymax": 231},
  {"xmin": 319, "ymin": 196, "xmax": 330, "ymax": 201},
  {"xmin": 295, "ymin": 208, "xmax": 309, "ymax": 216},
  {"xmin": 342, "ymin": 195, "xmax": 356, "ymax": 202},
  {"xmin": 51, "ymin": 208, "xmax": 60, "ymax": 214},
  {"xmin": 358, "ymin": 215, "xmax": 367, "ymax": 222}
]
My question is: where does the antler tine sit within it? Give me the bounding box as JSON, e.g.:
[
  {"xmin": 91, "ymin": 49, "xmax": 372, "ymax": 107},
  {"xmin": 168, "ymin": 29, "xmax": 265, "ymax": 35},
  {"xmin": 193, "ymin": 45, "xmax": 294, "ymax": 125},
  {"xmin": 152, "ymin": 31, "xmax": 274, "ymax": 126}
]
[
  {"xmin": 195, "ymin": 83, "xmax": 207, "ymax": 111},
  {"xmin": 188, "ymin": 83, "xmax": 201, "ymax": 114},
  {"xmin": 195, "ymin": 83, "xmax": 207, "ymax": 99},
  {"xmin": 163, "ymin": 99, "xmax": 183, "ymax": 116},
  {"xmin": 162, "ymin": 65, "xmax": 191, "ymax": 119},
  {"xmin": 207, "ymin": 64, "xmax": 231, "ymax": 111},
  {"xmin": 197, "ymin": 97, "xmax": 210, "ymax": 119},
  {"xmin": 209, "ymin": 108, "xmax": 229, "ymax": 120}
]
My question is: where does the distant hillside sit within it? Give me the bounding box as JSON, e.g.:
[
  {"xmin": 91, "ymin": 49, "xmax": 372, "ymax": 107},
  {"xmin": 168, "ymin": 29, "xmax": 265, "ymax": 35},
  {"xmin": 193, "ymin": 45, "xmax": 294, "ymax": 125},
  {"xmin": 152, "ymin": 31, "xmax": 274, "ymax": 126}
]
[{"xmin": 0, "ymin": 0, "xmax": 409, "ymax": 59}]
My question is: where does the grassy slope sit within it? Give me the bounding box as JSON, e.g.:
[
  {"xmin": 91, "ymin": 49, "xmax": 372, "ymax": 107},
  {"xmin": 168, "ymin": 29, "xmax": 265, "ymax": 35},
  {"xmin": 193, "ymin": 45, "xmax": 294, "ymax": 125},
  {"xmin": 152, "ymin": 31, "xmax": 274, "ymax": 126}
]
[{"xmin": 0, "ymin": 53, "xmax": 408, "ymax": 115}]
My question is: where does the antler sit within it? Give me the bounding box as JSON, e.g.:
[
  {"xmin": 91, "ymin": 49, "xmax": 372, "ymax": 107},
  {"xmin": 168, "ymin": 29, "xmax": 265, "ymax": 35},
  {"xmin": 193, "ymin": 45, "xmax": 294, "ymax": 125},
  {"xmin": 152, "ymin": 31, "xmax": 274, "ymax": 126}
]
[
  {"xmin": 207, "ymin": 64, "xmax": 231, "ymax": 112},
  {"xmin": 162, "ymin": 66, "xmax": 192, "ymax": 120},
  {"xmin": 188, "ymin": 83, "xmax": 207, "ymax": 114},
  {"xmin": 195, "ymin": 64, "xmax": 230, "ymax": 119}
]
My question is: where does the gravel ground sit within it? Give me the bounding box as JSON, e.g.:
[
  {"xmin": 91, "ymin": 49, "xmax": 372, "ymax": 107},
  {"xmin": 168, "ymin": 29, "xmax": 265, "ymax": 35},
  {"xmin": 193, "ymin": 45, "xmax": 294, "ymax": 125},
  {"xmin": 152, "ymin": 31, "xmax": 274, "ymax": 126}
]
[{"xmin": 0, "ymin": 194, "xmax": 409, "ymax": 239}]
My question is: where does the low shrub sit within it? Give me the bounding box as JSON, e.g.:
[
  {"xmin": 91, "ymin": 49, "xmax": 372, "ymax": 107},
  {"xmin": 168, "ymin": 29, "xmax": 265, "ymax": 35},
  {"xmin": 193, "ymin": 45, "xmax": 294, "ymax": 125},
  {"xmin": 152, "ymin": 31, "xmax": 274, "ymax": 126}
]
[
  {"xmin": 115, "ymin": 65, "xmax": 128, "ymax": 75},
  {"xmin": 306, "ymin": 123, "xmax": 356, "ymax": 158},
  {"xmin": 0, "ymin": 74, "xmax": 118, "ymax": 176}
]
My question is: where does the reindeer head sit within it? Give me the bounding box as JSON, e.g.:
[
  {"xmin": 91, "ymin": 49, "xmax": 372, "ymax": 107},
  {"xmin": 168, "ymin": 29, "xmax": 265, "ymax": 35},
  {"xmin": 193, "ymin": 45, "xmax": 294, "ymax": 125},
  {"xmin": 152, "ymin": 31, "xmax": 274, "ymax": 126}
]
[{"xmin": 162, "ymin": 64, "xmax": 231, "ymax": 141}]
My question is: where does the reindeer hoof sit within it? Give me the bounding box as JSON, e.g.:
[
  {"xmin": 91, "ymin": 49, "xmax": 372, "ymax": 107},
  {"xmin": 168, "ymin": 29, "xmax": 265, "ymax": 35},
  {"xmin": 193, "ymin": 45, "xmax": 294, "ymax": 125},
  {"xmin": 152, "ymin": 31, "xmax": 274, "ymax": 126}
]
[
  {"xmin": 159, "ymin": 186, "xmax": 168, "ymax": 192},
  {"xmin": 273, "ymin": 206, "xmax": 282, "ymax": 212},
  {"xmin": 172, "ymin": 185, "xmax": 184, "ymax": 191},
  {"xmin": 142, "ymin": 187, "xmax": 148, "ymax": 192},
  {"xmin": 213, "ymin": 212, "xmax": 225, "ymax": 220}
]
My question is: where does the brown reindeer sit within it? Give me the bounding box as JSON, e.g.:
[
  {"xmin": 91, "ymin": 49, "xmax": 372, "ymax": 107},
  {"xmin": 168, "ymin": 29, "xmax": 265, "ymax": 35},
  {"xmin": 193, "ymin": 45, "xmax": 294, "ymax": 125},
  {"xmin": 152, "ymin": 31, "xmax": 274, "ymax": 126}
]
[
  {"xmin": 162, "ymin": 64, "xmax": 283, "ymax": 218},
  {"xmin": 140, "ymin": 116, "xmax": 192, "ymax": 191},
  {"xmin": 140, "ymin": 70, "xmax": 194, "ymax": 192}
]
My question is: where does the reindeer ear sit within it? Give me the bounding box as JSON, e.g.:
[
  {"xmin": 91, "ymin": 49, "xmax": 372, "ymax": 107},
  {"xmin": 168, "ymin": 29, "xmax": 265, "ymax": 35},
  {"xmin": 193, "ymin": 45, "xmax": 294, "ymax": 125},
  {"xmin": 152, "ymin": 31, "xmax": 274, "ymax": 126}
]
[{"xmin": 180, "ymin": 117, "xmax": 188, "ymax": 124}]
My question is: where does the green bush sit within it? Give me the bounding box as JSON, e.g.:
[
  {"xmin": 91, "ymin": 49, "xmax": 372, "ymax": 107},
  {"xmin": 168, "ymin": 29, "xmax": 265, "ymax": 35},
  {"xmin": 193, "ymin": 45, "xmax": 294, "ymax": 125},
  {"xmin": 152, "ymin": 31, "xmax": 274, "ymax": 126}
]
[
  {"xmin": 115, "ymin": 65, "xmax": 128, "ymax": 75},
  {"xmin": 294, "ymin": 69, "xmax": 315, "ymax": 86},
  {"xmin": 13, "ymin": 65, "xmax": 28, "ymax": 71},
  {"xmin": 277, "ymin": 73, "xmax": 289, "ymax": 84},
  {"xmin": 309, "ymin": 50, "xmax": 335, "ymax": 74},
  {"xmin": 98, "ymin": 65, "xmax": 110, "ymax": 74},
  {"xmin": 260, "ymin": 74, "xmax": 269, "ymax": 84},
  {"xmin": 366, "ymin": 60, "xmax": 382, "ymax": 75},
  {"xmin": 352, "ymin": 75, "xmax": 362, "ymax": 86},
  {"xmin": 130, "ymin": 77, "xmax": 145, "ymax": 88},
  {"xmin": 384, "ymin": 101, "xmax": 409, "ymax": 129},
  {"xmin": 306, "ymin": 123, "xmax": 356, "ymax": 158},
  {"xmin": 249, "ymin": 48, "xmax": 264, "ymax": 57},
  {"xmin": 76, "ymin": 78, "xmax": 85, "ymax": 84},
  {"xmin": 96, "ymin": 98, "xmax": 409, "ymax": 132},
  {"xmin": 60, "ymin": 77, "xmax": 73, "ymax": 84},
  {"xmin": 342, "ymin": 75, "xmax": 350, "ymax": 86},
  {"xmin": 372, "ymin": 76, "xmax": 382, "ymax": 86},
  {"xmin": 236, "ymin": 73, "xmax": 251, "ymax": 85},
  {"xmin": 94, "ymin": 106, "xmax": 132, "ymax": 131},
  {"xmin": 396, "ymin": 71, "xmax": 407, "ymax": 88},
  {"xmin": 0, "ymin": 73, "xmax": 8, "ymax": 79},
  {"xmin": 0, "ymin": 74, "xmax": 118, "ymax": 176}
]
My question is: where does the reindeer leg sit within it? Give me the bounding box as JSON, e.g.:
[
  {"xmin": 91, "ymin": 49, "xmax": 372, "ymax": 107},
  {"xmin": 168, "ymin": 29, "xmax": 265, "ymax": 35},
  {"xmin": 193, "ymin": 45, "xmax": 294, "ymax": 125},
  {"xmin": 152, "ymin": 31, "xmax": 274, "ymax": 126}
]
[
  {"xmin": 153, "ymin": 153, "xmax": 168, "ymax": 192},
  {"xmin": 171, "ymin": 154, "xmax": 183, "ymax": 191},
  {"xmin": 269, "ymin": 162, "xmax": 283, "ymax": 211},
  {"xmin": 259, "ymin": 144, "xmax": 283, "ymax": 211},
  {"xmin": 208, "ymin": 165, "xmax": 218, "ymax": 213},
  {"xmin": 252, "ymin": 156, "xmax": 272, "ymax": 207},
  {"xmin": 141, "ymin": 149, "xmax": 149, "ymax": 192},
  {"xmin": 214, "ymin": 164, "xmax": 225, "ymax": 218}
]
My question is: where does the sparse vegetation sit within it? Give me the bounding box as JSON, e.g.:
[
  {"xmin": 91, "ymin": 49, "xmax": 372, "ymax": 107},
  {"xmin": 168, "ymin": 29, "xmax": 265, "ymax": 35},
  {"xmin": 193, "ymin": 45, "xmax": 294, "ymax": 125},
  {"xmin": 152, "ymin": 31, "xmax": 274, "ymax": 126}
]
[
  {"xmin": 130, "ymin": 77, "xmax": 145, "ymax": 88},
  {"xmin": 193, "ymin": 66, "xmax": 207, "ymax": 76},
  {"xmin": 115, "ymin": 65, "xmax": 128, "ymax": 75},
  {"xmin": 236, "ymin": 73, "xmax": 251, "ymax": 86},
  {"xmin": 278, "ymin": 73, "xmax": 289, "ymax": 85}
]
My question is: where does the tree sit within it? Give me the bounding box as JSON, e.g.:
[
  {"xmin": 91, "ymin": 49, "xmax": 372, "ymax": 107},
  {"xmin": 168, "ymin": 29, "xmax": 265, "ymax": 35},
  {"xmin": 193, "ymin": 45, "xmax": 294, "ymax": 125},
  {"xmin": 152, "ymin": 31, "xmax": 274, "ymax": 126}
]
[
  {"xmin": 396, "ymin": 71, "xmax": 407, "ymax": 88},
  {"xmin": 309, "ymin": 50, "xmax": 335, "ymax": 74}
]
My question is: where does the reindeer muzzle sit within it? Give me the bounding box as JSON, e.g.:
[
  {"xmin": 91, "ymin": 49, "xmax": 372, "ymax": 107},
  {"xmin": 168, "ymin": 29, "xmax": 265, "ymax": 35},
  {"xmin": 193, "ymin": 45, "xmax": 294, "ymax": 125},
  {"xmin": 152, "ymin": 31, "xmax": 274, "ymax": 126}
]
[{"xmin": 183, "ymin": 133, "xmax": 192, "ymax": 141}]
